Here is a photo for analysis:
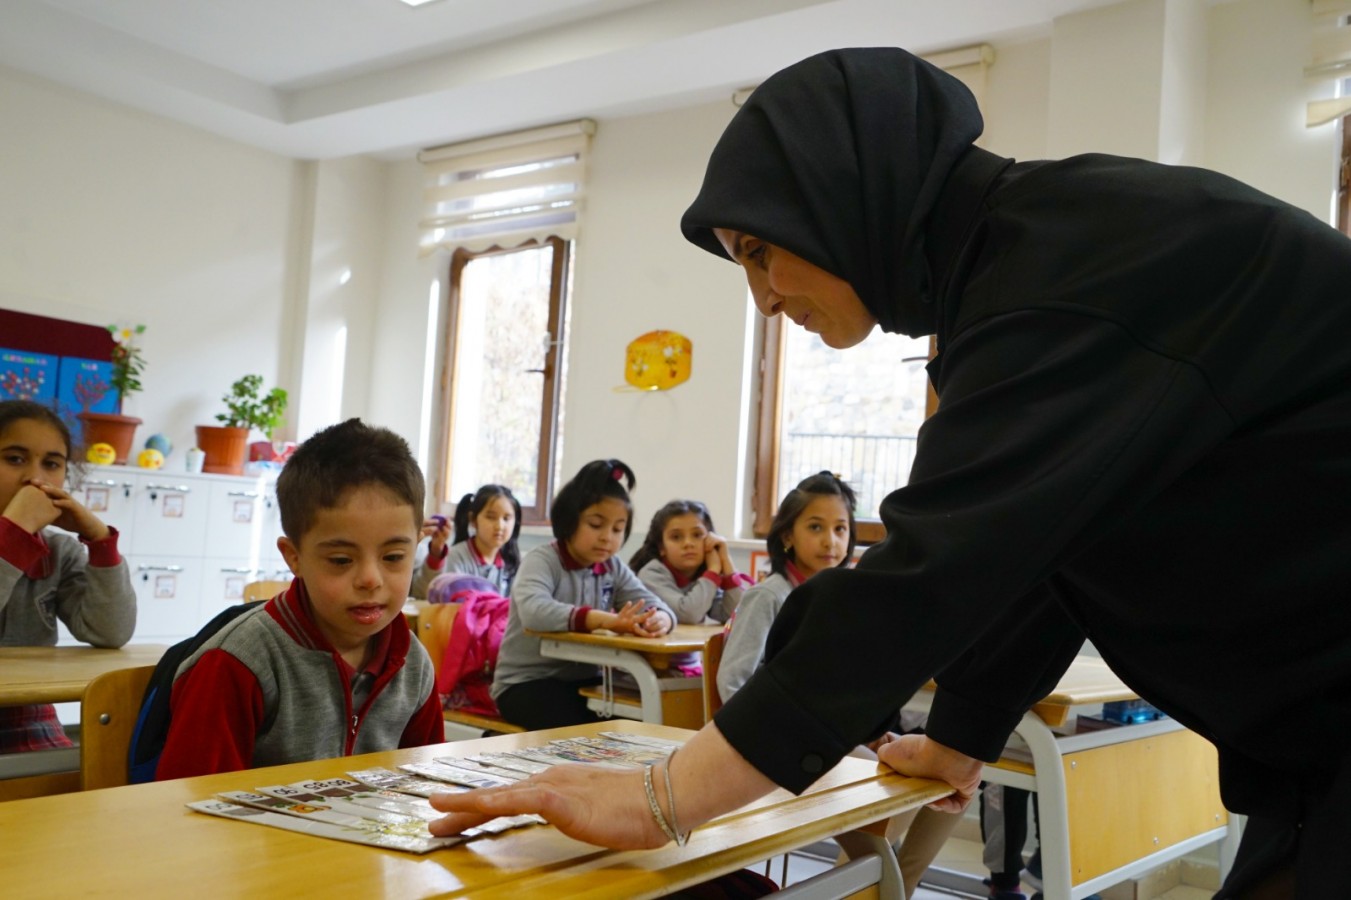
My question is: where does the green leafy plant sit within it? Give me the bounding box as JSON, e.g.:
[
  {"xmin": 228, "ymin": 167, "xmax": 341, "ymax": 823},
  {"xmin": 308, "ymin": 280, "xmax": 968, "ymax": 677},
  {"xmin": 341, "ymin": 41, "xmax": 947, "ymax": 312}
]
[
  {"xmin": 216, "ymin": 374, "xmax": 288, "ymax": 439},
  {"xmin": 108, "ymin": 323, "xmax": 147, "ymax": 400}
]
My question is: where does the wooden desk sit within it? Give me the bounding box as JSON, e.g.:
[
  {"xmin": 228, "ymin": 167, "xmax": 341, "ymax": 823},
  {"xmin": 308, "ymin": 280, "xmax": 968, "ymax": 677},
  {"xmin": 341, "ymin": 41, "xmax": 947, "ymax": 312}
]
[
  {"xmin": 911, "ymin": 656, "xmax": 1238, "ymax": 900},
  {"xmin": 0, "ymin": 720, "xmax": 952, "ymax": 899},
  {"xmin": 529, "ymin": 624, "xmax": 720, "ymax": 729},
  {"xmin": 0, "ymin": 644, "xmax": 168, "ymax": 799},
  {"xmin": 0, "ymin": 644, "xmax": 168, "ymax": 705}
]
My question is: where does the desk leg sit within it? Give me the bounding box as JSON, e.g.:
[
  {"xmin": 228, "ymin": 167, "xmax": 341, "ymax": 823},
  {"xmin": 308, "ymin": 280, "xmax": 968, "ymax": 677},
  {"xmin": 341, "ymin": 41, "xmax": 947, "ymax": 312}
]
[
  {"xmin": 833, "ymin": 827, "xmax": 905, "ymax": 900},
  {"xmin": 537, "ymin": 640, "xmax": 664, "ymax": 723},
  {"xmin": 1016, "ymin": 710, "xmax": 1074, "ymax": 900}
]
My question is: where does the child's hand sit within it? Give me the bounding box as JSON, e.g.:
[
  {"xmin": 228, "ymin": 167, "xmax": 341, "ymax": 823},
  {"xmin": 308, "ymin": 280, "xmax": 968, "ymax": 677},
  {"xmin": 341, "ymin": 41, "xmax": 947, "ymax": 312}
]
[
  {"xmin": 2, "ymin": 482, "xmax": 62, "ymax": 534},
  {"xmin": 708, "ymin": 533, "xmax": 734, "ymax": 574},
  {"xmin": 632, "ymin": 610, "xmax": 672, "ymax": 638},
  {"xmin": 22, "ymin": 481, "xmax": 109, "ymax": 541},
  {"xmin": 609, "ymin": 602, "xmax": 660, "ymax": 636},
  {"xmin": 422, "ymin": 515, "xmax": 452, "ymax": 555}
]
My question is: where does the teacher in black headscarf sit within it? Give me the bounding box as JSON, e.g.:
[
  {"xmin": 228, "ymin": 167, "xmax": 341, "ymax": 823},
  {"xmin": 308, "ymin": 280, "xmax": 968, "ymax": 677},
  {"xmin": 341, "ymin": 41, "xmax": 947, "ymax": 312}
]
[{"xmin": 431, "ymin": 47, "xmax": 1351, "ymax": 898}]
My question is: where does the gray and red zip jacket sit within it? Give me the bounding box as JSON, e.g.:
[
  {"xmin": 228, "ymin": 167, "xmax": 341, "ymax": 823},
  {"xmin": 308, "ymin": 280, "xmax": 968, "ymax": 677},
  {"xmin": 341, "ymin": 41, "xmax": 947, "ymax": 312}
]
[{"xmin": 156, "ymin": 578, "xmax": 441, "ymax": 780}]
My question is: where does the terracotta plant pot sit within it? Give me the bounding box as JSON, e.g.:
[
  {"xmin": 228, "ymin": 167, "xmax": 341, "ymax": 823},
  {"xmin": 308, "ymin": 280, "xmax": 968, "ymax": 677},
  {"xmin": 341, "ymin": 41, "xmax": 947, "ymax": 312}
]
[
  {"xmin": 194, "ymin": 425, "xmax": 250, "ymax": 475},
  {"xmin": 77, "ymin": 412, "xmax": 142, "ymax": 464}
]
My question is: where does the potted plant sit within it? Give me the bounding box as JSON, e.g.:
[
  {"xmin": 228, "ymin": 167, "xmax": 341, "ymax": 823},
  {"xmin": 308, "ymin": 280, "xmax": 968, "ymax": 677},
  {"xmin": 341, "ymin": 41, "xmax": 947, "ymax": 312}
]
[
  {"xmin": 78, "ymin": 324, "xmax": 146, "ymax": 464},
  {"xmin": 195, "ymin": 374, "xmax": 288, "ymax": 475}
]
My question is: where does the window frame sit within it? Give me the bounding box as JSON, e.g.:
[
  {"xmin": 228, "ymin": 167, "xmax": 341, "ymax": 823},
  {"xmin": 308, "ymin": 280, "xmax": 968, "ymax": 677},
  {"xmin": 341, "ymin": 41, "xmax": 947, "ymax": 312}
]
[
  {"xmin": 437, "ymin": 236, "xmax": 569, "ymax": 525},
  {"xmin": 750, "ymin": 314, "xmax": 938, "ymax": 545}
]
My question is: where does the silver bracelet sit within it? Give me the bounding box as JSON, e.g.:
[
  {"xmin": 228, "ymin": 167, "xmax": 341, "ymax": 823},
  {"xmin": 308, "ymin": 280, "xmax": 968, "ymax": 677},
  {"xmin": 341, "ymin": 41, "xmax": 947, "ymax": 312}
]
[
  {"xmin": 643, "ymin": 764, "xmax": 679, "ymax": 844},
  {"xmin": 661, "ymin": 750, "xmax": 689, "ymax": 846}
]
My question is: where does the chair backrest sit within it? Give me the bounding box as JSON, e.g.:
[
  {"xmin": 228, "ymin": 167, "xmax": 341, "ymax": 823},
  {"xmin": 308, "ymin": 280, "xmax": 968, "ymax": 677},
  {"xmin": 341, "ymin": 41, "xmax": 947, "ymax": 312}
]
[
  {"xmin": 417, "ymin": 602, "xmax": 460, "ymax": 680},
  {"xmin": 702, "ymin": 630, "xmax": 726, "ymax": 722},
  {"xmin": 242, "ymin": 579, "xmax": 291, "ymax": 602},
  {"xmin": 81, "ymin": 665, "xmax": 156, "ymax": 790}
]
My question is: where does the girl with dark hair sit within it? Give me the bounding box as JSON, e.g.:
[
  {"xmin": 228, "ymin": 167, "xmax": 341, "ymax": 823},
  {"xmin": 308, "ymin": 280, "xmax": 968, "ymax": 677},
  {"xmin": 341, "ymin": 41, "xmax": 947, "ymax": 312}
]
[
  {"xmin": 432, "ymin": 46, "xmax": 1351, "ymax": 896},
  {"xmin": 0, "ymin": 399, "xmax": 135, "ymax": 752},
  {"xmin": 489, "ymin": 460, "xmax": 676, "ymax": 730},
  {"xmin": 412, "ymin": 484, "xmax": 522, "ymax": 598},
  {"xmin": 629, "ymin": 499, "xmax": 750, "ymax": 624},
  {"xmin": 716, "ymin": 472, "xmax": 854, "ymax": 701}
]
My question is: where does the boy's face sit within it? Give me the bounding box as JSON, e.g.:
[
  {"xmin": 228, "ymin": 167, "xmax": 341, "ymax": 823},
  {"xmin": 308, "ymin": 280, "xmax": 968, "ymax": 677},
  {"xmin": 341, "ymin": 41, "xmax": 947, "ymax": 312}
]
[{"xmin": 277, "ymin": 484, "xmax": 418, "ymax": 657}]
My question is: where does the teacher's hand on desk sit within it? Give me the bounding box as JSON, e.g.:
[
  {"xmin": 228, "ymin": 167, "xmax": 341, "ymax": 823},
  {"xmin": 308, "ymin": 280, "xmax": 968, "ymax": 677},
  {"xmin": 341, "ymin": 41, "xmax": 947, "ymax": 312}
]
[
  {"xmin": 428, "ymin": 724, "xmax": 776, "ymax": 847},
  {"xmin": 876, "ymin": 734, "xmax": 982, "ymax": 814}
]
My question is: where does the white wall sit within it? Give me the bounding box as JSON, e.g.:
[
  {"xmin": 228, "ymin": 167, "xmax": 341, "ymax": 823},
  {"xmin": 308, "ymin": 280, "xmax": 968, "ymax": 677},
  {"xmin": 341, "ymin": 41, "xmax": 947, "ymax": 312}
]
[{"xmin": 0, "ymin": 66, "xmax": 302, "ymax": 457}]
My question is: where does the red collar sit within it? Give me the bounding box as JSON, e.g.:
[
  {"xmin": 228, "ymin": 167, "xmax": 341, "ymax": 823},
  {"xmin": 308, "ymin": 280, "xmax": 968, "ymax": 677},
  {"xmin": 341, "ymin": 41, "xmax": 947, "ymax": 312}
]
[
  {"xmin": 468, "ymin": 539, "xmax": 505, "ymax": 569},
  {"xmin": 661, "ymin": 558, "xmax": 700, "ymax": 588},
  {"xmin": 784, "ymin": 561, "xmax": 807, "ymax": 589},
  {"xmin": 555, "ymin": 541, "xmax": 607, "ymax": 575}
]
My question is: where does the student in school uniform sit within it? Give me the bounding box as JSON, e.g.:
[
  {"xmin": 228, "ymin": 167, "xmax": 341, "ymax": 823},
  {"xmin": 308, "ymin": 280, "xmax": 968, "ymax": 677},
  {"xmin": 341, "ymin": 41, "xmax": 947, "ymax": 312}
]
[
  {"xmin": 629, "ymin": 499, "xmax": 750, "ymax": 625},
  {"xmin": 155, "ymin": 419, "xmax": 443, "ymax": 779},
  {"xmin": 440, "ymin": 484, "xmax": 522, "ymax": 596},
  {"xmin": 0, "ymin": 400, "xmax": 135, "ymax": 752},
  {"xmin": 491, "ymin": 460, "xmax": 676, "ymax": 731},
  {"xmin": 411, "ymin": 485, "xmax": 522, "ymax": 599}
]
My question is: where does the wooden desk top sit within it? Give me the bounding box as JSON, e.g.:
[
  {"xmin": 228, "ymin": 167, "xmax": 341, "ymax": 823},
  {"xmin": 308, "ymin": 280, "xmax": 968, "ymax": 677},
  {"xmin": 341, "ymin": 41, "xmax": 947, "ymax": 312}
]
[
  {"xmin": 0, "ymin": 644, "xmax": 168, "ymax": 705},
  {"xmin": 0, "ymin": 721, "xmax": 950, "ymax": 899},
  {"xmin": 530, "ymin": 623, "xmax": 721, "ymax": 655}
]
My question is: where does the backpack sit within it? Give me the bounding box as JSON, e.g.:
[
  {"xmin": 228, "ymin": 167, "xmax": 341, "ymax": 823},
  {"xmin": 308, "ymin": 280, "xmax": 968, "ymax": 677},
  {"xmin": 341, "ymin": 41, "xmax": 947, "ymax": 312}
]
[
  {"xmin": 127, "ymin": 600, "xmax": 267, "ymax": 783},
  {"xmin": 438, "ymin": 590, "xmax": 510, "ymax": 717}
]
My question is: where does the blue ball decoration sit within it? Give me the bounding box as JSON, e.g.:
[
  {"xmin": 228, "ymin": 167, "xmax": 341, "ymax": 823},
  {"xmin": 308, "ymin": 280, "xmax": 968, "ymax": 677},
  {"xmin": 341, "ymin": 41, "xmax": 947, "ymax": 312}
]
[{"xmin": 145, "ymin": 433, "xmax": 173, "ymax": 458}]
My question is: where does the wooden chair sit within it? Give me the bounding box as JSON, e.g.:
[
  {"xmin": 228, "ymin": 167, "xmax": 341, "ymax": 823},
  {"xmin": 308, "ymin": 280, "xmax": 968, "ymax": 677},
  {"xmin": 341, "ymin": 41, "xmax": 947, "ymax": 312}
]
[
  {"xmin": 702, "ymin": 629, "xmax": 726, "ymax": 722},
  {"xmin": 416, "ymin": 603, "xmax": 523, "ymax": 738},
  {"xmin": 242, "ymin": 579, "xmax": 291, "ymax": 602},
  {"xmin": 80, "ymin": 665, "xmax": 155, "ymax": 790}
]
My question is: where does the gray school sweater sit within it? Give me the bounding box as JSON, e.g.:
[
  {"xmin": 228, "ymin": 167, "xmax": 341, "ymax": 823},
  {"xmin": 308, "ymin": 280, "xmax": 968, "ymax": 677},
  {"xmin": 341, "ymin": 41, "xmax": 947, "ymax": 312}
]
[
  {"xmin": 0, "ymin": 528, "xmax": 135, "ymax": 648},
  {"xmin": 716, "ymin": 572, "xmax": 796, "ymax": 703},
  {"xmin": 635, "ymin": 559, "xmax": 742, "ymax": 625},
  {"xmin": 492, "ymin": 542, "xmax": 676, "ymax": 696},
  {"xmin": 410, "ymin": 540, "xmax": 510, "ymax": 598}
]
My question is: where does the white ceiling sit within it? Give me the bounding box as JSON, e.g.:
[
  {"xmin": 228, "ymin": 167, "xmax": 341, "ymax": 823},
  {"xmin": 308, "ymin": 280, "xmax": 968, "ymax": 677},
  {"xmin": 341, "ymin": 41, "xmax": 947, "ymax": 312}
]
[{"xmin": 0, "ymin": 0, "xmax": 1121, "ymax": 160}]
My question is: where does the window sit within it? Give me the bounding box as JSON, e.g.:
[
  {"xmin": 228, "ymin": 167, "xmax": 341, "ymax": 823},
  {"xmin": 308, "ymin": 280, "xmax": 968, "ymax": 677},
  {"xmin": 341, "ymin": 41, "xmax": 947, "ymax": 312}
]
[
  {"xmin": 752, "ymin": 314, "xmax": 935, "ymax": 543},
  {"xmin": 439, "ymin": 238, "xmax": 570, "ymax": 523},
  {"xmin": 417, "ymin": 120, "xmax": 593, "ymax": 524}
]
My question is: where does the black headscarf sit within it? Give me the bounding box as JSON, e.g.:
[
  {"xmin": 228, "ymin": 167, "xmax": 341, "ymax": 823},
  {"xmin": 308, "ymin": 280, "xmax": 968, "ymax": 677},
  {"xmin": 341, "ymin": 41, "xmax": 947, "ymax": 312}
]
[{"xmin": 681, "ymin": 47, "xmax": 984, "ymax": 337}]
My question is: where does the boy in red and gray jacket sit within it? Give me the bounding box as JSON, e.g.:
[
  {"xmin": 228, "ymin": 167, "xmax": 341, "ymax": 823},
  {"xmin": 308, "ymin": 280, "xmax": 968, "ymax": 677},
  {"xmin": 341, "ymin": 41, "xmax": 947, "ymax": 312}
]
[{"xmin": 157, "ymin": 419, "xmax": 443, "ymax": 779}]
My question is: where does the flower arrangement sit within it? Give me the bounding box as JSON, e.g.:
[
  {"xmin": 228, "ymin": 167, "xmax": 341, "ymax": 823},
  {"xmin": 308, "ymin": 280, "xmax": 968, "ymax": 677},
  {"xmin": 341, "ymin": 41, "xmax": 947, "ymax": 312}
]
[{"xmin": 108, "ymin": 323, "xmax": 148, "ymax": 401}]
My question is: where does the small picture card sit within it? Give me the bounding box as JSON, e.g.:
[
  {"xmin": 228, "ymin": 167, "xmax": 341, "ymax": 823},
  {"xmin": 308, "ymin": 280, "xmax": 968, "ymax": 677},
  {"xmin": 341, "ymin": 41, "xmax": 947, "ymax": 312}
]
[
  {"xmin": 154, "ymin": 574, "xmax": 177, "ymax": 598},
  {"xmin": 85, "ymin": 486, "xmax": 109, "ymax": 512},
  {"xmin": 224, "ymin": 575, "xmax": 245, "ymax": 600},
  {"xmin": 162, "ymin": 494, "xmax": 185, "ymax": 518},
  {"xmin": 233, "ymin": 500, "xmax": 253, "ymax": 523}
]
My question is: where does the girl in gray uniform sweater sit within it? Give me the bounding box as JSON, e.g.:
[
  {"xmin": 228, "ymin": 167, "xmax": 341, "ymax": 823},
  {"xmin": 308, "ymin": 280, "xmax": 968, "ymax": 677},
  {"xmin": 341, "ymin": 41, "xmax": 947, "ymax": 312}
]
[
  {"xmin": 0, "ymin": 400, "xmax": 135, "ymax": 752},
  {"xmin": 410, "ymin": 484, "xmax": 522, "ymax": 598},
  {"xmin": 629, "ymin": 499, "xmax": 750, "ymax": 625},
  {"xmin": 492, "ymin": 460, "xmax": 675, "ymax": 730},
  {"xmin": 716, "ymin": 472, "xmax": 856, "ymax": 702}
]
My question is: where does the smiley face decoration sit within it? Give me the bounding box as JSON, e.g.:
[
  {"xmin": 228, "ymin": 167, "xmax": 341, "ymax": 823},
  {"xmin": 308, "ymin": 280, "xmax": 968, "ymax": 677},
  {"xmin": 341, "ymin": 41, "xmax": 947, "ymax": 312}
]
[{"xmin": 624, "ymin": 330, "xmax": 692, "ymax": 391}]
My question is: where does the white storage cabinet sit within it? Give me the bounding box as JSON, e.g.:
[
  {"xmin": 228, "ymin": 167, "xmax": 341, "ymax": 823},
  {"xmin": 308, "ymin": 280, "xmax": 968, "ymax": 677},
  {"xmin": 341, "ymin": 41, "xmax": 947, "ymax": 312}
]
[{"xmin": 67, "ymin": 464, "xmax": 285, "ymax": 644}]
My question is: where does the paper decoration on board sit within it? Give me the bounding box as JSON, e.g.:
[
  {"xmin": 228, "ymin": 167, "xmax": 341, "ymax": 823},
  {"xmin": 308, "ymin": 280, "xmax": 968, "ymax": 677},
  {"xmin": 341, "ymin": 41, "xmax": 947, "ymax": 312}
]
[
  {"xmin": 623, "ymin": 330, "xmax": 691, "ymax": 391},
  {"xmin": 0, "ymin": 348, "xmax": 58, "ymax": 402}
]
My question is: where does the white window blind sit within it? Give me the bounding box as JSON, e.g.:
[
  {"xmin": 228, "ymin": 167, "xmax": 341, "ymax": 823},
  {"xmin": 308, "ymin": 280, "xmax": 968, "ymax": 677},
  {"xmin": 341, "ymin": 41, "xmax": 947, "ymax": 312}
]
[
  {"xmin": 418, "ymin": 119, "xmax": 595, "ymax": 255},
  {"xmin": 1307, "ymin": 1, "xmax": 1351, "ymax": 127}
]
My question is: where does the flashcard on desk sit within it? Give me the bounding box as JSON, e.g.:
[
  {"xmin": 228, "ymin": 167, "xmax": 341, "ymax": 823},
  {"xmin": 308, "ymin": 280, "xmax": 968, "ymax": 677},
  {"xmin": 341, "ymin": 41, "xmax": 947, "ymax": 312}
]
[{"xmin": 188, "ymin": 800, "xmax": 462, "ymax": 854}]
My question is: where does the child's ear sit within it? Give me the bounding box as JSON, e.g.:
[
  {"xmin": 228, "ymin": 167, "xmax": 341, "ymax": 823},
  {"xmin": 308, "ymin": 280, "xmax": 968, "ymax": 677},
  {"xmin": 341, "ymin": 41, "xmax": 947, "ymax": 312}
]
[{"xmin": 277, "ymin": 536, "xmax": 301, "ymax": 576}]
